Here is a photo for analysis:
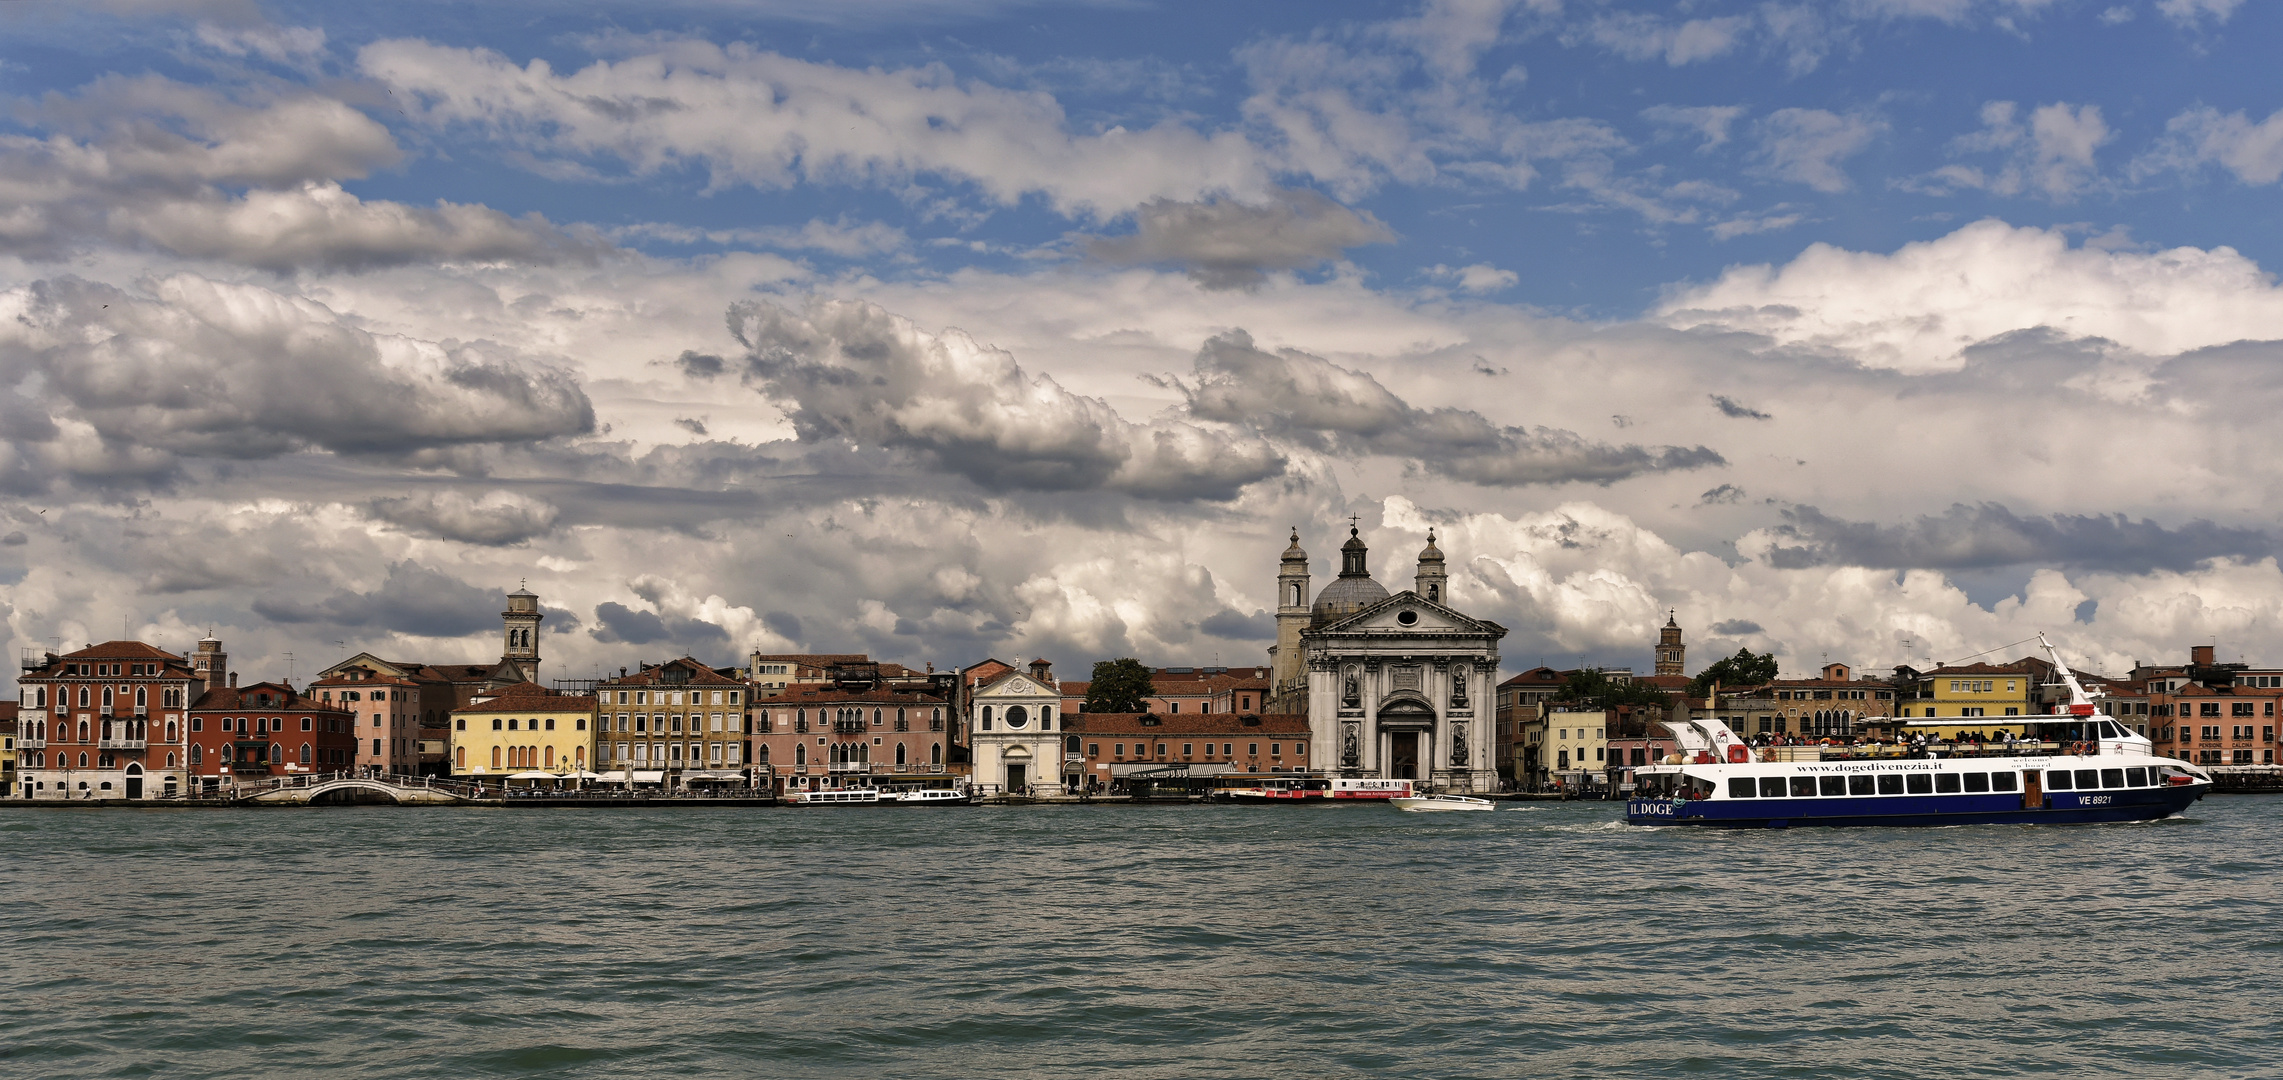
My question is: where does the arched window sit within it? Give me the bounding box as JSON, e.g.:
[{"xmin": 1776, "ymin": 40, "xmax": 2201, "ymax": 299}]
[
  {"xmin": 757, "ymin": 744, "xmax": 770, "ymax": 764},
  {"xmin": 896, "ymin": 742, "xmax": 907, "ymax": 765},
  {"xmin": 795, "ymin": 743, "xmax": 807, "ymax": 766},
  {"xmin": 78, "ymin": 685, "xmax": 89, "ymax": 707},
  {"xmin": 873, "ymin": 708, "xmax": 882, "ymax": 725},
  {"xmin": 981, "ymin": 706, "xmax": 993, "ymax": 731},
  {"xmin": 545, "ymin": 746, "xmax": 555, "ymax": 767},
  {"xmin": 300, "ymin": 744, "xmax": 311, "ymax": 764},
  {"xmin": 190, "ymin": 744, "xmax": 202, "ymax": 765},
  {"xmin": 166, "ymin": 721, "xmax": 176, "ymax": 742},
  {"xmin": 78, "ymin": 752, "xmax": 89, "ymax": 767},
  {"xmin": 77, "ymin": 720, "xmax": 89, "ymax": 741},
  {"xmin": 167, "ymin": 751, "xmax": 177, "ymax": 767},
  {"xmin": 456, "ymin": 746, "xmax": 466, "ymax": 767},
  {"xmin": 1066, "ymin": 735, "xmax": 1081, "ymax": 753},
  {"xmin": 491, "ymin": 746, "xmax": 502, "ymax": 768},
  {"xmin": 931, "ymin": 742, "xmax": 942, "ymax": 765},
  {"xmin": 136, "ymin": 686, "xmax": 147, "ymax": 709},
  {"xmin": 269, "ymin": 744, "xmax": 283, "ymax": 764},
  {"xmin": 1042, "ymin": 706, "xmax": 1053, "ymax": 731}
]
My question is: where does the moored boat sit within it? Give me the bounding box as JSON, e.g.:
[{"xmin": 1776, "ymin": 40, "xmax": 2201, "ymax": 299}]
[
  {"xmin": 1626, "ymin": 635, "xmax": 2211, "ymax": 828},
  {"xmin": 1391, "ymin": 792, "xmax": 1495, "ymax": 812},
  {"xmin": 784, "ymin": 786, "xmax": 882, "ymax": 806},
  {"xmin": 880, "ymin": 787, "xmax": 972, "ymax": 805}
]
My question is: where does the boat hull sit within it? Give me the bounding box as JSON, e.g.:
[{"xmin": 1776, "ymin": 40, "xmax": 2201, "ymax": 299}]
[{"xmin": 1626, "ymin": 783, "xmax": 2209, "ymax": 827}]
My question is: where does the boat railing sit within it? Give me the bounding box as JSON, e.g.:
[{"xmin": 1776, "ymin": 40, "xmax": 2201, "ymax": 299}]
[{"xmin": 1757, "ymin": 740, "xmax": 2136, "ymax": 764}]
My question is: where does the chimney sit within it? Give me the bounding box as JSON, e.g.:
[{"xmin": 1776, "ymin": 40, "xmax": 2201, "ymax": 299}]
[
  {"xmin": 228, "ymin": 671, "xmax": 238, "ymax": 687},
  {"xmin": 2191, "ymin": 645, "xmax": 2216, "ymax": 668}
]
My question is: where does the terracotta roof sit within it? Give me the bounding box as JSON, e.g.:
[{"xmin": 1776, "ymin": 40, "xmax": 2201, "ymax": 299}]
[
  {"xmin": 308, "ymin": 671, "xmax": 422, "ymax": 686},
  {"xmin": 764, "ymin": 688, "xmax": 948, "ymax": 706},
  {"xmin": 455, "ymin": 683, "xmax": 596, "ymax": 712},
  {"xmin": 62, "ymin": 641, "xmax": 186, "ymax": 661},
  {"xmin": 1067, "ymin": 712, "xmax": 1310, "ymax": 736},
  {"xmin": 190, "ymin": 683, "xmax": 345, "ymax": 713},
  {"xmin": 1502, "ymin": 668, "xmax": 1567, "ymax": 687},
  {"xmin": 599, "ymin": 657, "xmax": 744, "ymax": 687}
]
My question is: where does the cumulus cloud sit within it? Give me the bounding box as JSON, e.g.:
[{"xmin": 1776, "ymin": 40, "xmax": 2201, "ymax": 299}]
[
  {"xmin": 0, "ymin": 76, "xmax": 594, "ymax": 270},
  {"xmin": 728, "ymin": 298, "xmax": 1285, "ymax": 499},
  {"xmin": 611, "ymin": 217, "xmax": 909, "ymax": 257},
  {"xmin": 1745, "ymin": 503, "xmax": 2274, "ymax": 573},
  {"xmin": 1425, "ymin": 263, "xmax": 1519, "ymax": 294},
  {"xmin": 1921, "ymin": 101, "xmax": 2111, "ymax": 200},
  {"xmin": 1085, "ymin": 189, "xmax": 1395, "ymax": 288},
  {"xmin": 359, "ymin": 37, "xmax": 1278, "ymax": 217},
  {"xmin": 1576, "ymin": 12, "xmax": 1750, "ymax": 65},
  {"xmin": 252, "ymin": 560, "xmax": 506, "ymax": 637},
  {"xmin": 1755, "ymin": 108, "xmax": 1883, "ymax": 193},
  {"xmin": 1177, "ymin": 330, "xmax": 1724, "ymax": 486},
  {"xmin": 367, "ymin": 489, "xmax": 563, "ymax": 545},
  {"xmin": 1657, "ymin": 219, "xmax": 2283, "ymax": 371},
  {"xmin": 2142, "ymin": 105, "xmax": 2283, "ymax": 186},
  {"xmin": 590, "ymin": 600, "xmax": 727, "ymax": 646},
  {"xmin": 1642, "ymin": 104, "xmax": 1747, "ymax": 149},
  {"xmin": 0, "ymin": 275, "xmax": 594, "ymax": 487}
]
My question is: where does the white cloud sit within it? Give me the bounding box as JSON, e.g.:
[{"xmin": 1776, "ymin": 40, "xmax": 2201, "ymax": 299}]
[
  {"xmin": 1425, "ymin": 262, "xmax": 1520, "ymax": 293},
  {"xmin": 2155, "ymin": 0, "xmax": 2243, "ymax": 25},
  {"xmin": 1657, "ymin": 219, "xmax": 2283, "ymax": 371},
  {"xmin": 1577, "ymin": 13, "xmax": 1751, "ymax": 65},
  {"xmin": 367, "ymin": 489, "xmax": 563, "ymax": 545},
  {"xmin": 2144, "ymin": 105, "xmax": 2283, "ymax": 186},
  {"xmin": 1754, "ymin": 108, "xmax": 1884, "ymax": 193},
  {"xmin": 1085, "ymin": 189, "xmax": 1396, "ymax": 288},
  {"xmin": 358, "ymin": 37, "xmax": 1281, "ymax": 218},
  {"xmin": 609, "ymin": 217, "xmax": 911, "ymax": 257},
  {"xmin": 1642, "ymin": 104, "xmax": 1748, "ymax": 150},
  {"xmin": 1923, "ymin": 101, "xmax": 2111, "ymax": 200}
]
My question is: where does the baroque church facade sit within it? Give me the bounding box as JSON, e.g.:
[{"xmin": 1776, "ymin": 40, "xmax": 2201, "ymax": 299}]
[{"xmin": 1269, "ymin": 526, "xmax": 1507, "ymax": 793}]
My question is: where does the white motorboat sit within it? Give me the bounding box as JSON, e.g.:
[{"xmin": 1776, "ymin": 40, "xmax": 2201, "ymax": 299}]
[
  {"xmin": 882, "ymin": 788, "xmax": 972, "ymax": 805},
  {"xmin": 1391, "ymin": 793, "xmax": 1497, "ymax": 812},
  {"xmin": 784, "ymin": 787, "xmax": 881, "ymax": 806}
]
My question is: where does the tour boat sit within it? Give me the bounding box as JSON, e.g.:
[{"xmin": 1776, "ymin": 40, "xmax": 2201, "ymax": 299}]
[
  {"xmin": 1210, "ymin": 775, "xmax": 1418, "ymax": 803},
  {"xmin": 784, "ymin": 786, "xmax": 882, "ymax": 806},
  {"xmin": 1390, "ymin": 792, "xmax": 1495, "ymax": 812},
  {"xmin": 1626, "ymin": 635, "xmax": 2212, "ymax": 828},
  {"xmin": 880, "ymin": 787, "xmax": 972, "ymax": 805},
  {"xmin": 1325, "ymin": 777, "xmax": 1415, "ymax": 800}
]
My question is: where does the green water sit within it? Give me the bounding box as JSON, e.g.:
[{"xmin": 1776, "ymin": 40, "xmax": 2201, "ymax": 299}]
[{"xmin": 1, "ymin": 799, "xmax": 2275, "ymax": 1078}]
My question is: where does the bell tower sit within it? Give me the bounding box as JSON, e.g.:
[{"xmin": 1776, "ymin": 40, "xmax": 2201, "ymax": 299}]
[
  {"xmin": 502, "ymin": 583, "xmax": 543, "ymax": 684},
  {"xmin": 1270, "ymin": 528, "xmax": 1311, "ymax": 713},
  {"xmin": 1656, "ymin": 611, "xmax": 1684, "ymax": 677},
  {"xmin": 192, "ymin": 634, "xmax": 227, "ymax": 698},
  {"xmin": 1414, "ymin": 528, "xmax": 1448, "ymax": 605}
]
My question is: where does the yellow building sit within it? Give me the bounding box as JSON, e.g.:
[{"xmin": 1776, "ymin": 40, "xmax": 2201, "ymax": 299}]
[
  {"xmin": 450, "ymin": 683, "xmax": 597, "ymax": 784},
  {"xmin": 1908, "ymin": 661, "xmax": 2041, "ymax": 737},
  {"xmin": 1547, "ymin": 704, "xmax": 1609, "ymax": 789}
]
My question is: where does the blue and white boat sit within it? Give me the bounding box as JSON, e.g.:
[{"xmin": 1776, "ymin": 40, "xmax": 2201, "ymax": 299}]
[{"xmin": 1626, "ymin": 635, "xmax": 2212, "ymax": 828}]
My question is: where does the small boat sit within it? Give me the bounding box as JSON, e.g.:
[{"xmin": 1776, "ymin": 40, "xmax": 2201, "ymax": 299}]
[
  {"xmin": 881, "ymin": 788, "xmax": 972, "ymax": 805},
  {"xmin": 1391, "ymin": 793, "xmax": 1496, "ymax": 812},
  {"xmin": 784, "ymin": 787, "xmax": 881, "ymax": 806}
]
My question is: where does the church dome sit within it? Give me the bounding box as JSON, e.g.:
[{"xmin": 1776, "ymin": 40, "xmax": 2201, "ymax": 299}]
[{"xmin": 1312, "ymin": 526, "xmax": 1388, "ymax": 625}]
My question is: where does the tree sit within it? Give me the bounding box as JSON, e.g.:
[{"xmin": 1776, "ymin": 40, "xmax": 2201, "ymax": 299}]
[
  {"xmin": 1553, "ymin": 669, "xmax": 1671, "ymax": 709},
  {"xmin": 1687, "ymin": 647, "xmax": 1780, "ymax": 698},
  {"xmin": 1085, "ymin": 658, "xmax": 1155, "ymax": 714}
]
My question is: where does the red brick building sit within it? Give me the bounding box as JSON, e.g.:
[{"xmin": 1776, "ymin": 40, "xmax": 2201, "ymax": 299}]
[
  {"xmin": 308, "ymin": 670, "xmax": 433, "ymax": 777},
  {"xmin": 17, "ymin": 641, "xmax": 200, "ymax": 800},
  {"xmin": 187, "ymin": 681, "xmax": 358, "ymax": 792},
  {"xmin": 1063, "ymin": 712, "xmax": 1311, "ymax": 793},
  {"xmin": 751, "ymin": 686, "xmax": 951, "ymax": 794}
]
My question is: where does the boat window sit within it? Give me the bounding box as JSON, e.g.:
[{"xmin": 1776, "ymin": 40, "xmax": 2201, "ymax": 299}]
[
  {"xmin": 1991, "ymin": 771, "xmax": 2017, "ymax": 792},
  {"xmin": 1876, "ymin": 774, "xmax": 1904, "ymax": 795},
  {"xmin": 1760, "ymin": 777, "xmax": 1786, "ymax": 798},
  {"xmin": 1820, "ymin": 776, "xmax": 1846, "ymax": 796},
  {"xmin": 2100, "ymin": 769, "xmax": 2124, "ymax": 789},
  {"xmin": 2075, "ymin": 769, "xmax": 2100, "ymax": 789},
  {"xmin": 1905, "ymin": 774, "xmax": 1933, "ymax": 795},
  {"xmin": 2125, "ymin": 767, "xmax": 2147, "ymax": 787},
  {"xmin": 1935, "ymin": 773, "xmax": 1962, "ymax": 793},
  {"xmin": 1848, "ymin": 775, "xmax": 1875, "ymax": 796},
  {"xmin": 1963, "ymin": 772, "xmax": 1990, "ymax": 792},
  {"xmin": 1791, "ymin": 776, "xmax": 1818, "ymax": 797},
  {"xmin": 2046, "ymin": 770, "xmax": 2072, "ymax": 790},
  {"xmin": 1728, "ymin": 778, "xmax": 1757, "ymax": 799}
]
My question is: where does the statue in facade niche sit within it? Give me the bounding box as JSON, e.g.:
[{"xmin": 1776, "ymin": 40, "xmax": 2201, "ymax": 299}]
[
  {"xmin": 1451, "ymin": 672, "xmax": 1468, "ymax": 708},
  {"xmin": 1342, "ymin": 725, "xmax": 1360, "ymax": 767},
  {"xmin": 1451, "ymin": 727, "xmax": 1468, "ymax": 767},
  {"xmin": 1343, "ymin": 671, "xmax": 1360, "ymax": 707}
]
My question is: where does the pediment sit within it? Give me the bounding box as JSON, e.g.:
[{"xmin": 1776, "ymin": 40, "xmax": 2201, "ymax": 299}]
[
  {"xmin": 975, "ymin": 671, "xmax": 1055, "ymax": 700},
  {"xmin": 1312, "ymin": 590, "xmax": 1506, "ymax": 639}
]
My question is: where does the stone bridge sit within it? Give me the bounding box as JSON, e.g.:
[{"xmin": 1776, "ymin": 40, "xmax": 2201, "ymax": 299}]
[{"xmin": 236, "ymin": 773, "xmax": 485, "ymax": 806}]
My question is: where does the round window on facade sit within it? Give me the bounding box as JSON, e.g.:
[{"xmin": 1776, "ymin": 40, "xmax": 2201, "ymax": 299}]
[
  {"xmin": 1396, "ymin": 609, "xmax": 1419, "ymax": 626},
  {"xmin": 1006, "ymin": 705, "xmax": 1029, "ymax": 729}
]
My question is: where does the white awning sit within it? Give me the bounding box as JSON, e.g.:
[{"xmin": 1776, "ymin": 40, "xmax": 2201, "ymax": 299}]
[
  {"xmin": 681, "ymin": 770, "xmax": 746, "ymax": 781},
  {"xmin": 506, "ymin": 770, "xmax": 560, "ymax": 780},
  {"xmin": 631, "ymin": 770, "xmax": 667, "ymax": 783}
]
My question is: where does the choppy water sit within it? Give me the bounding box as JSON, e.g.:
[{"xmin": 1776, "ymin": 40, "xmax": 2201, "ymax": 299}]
[{"xmin": 2, "ymin": 798, "xmax": 2278, "ymax": 1079}]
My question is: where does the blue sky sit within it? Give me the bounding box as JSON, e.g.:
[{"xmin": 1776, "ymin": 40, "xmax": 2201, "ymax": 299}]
[{"xmin": 5, "ymin": 0, "xmax": 2283, "ymax": 683}]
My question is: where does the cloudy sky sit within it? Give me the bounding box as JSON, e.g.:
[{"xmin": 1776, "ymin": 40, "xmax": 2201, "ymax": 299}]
[{"xmin": 5, "ymin": 0, "xmax": 2283, "ymax": 690}]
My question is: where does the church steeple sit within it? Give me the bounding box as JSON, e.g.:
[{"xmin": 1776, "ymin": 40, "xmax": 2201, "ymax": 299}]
[
  {"xmin": 1271, "ymin": 528, "xmax": 1312, "ymax": 712},
  {"xmin": 1656, "ymin": 610, "xmax": 1684, "ymax": 677},
  {"xmin": 1414, "ymin": 528, "xmax": 1448, "ymax": 606},
  {"xmin": 501, "ymin": 582, "xmax": 543, "ymax": 684}
]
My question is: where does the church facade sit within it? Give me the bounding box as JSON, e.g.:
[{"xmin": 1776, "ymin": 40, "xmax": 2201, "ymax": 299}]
[{"xmin": 1278, "ymin": 526, "xmax": 1507, "ymax": 793}]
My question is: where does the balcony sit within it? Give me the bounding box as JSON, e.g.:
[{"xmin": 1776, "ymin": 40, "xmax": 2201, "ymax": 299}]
[
  {"xmin": 19, "ymin": 733, "xmax": 44, "ymax": 748},
  {"xmin": 98, "ymin": 738, "xmax": 147, "ymax": 750}
]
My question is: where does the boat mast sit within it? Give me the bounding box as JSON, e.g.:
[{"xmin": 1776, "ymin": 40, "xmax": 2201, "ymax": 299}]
[{"xmin": 2036, "ymin": 632, "xmax": 2099, "ymax": 717}]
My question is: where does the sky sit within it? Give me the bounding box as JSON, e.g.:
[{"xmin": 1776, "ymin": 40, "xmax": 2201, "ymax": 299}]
[{"xmin": 5, "ymin": 0, "xmax": 2283, "ymax": 690}]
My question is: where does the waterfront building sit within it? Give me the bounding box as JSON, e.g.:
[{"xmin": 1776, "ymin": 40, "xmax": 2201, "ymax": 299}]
[
  {"xmin": 1059, "ymin": 666, "xmax": 1275, "ymax": 716},
  {"xmin": 1904, "ymin": 660, "xmax": 2040, "ymax": 721},
  {"xmin": 312, "ymin": 585, "xmax": 549, "ymax": 724},
  {"xmin": 2149, "ymin": 682, "xmax": 2281, "ymax": 766},
  {"xmin": 1296, "ymin": 527, "xmax": 1506, "ymax": 791},
  {"xmin": 1750, "ymin": 665, "xmax": 1898, "ymax": 737},
  {"xmin": 1545, "ymin": 703, "xmax": 1609, "ymax": 791},
  {"xmin": 16, "ymin": 641, "xmax": 199, "ymax": 800},
  {"xmin": 449, "ymin": 682, "xmax": 597, "ymax": 785},
  {"xmin": 0, "ymin": 701, "xmax": 16, "ymax": 795},
  {"xmin": 969, "ymin": 658, "xmax": 1065, "ymax": 794},
  {"xmin": 751, "ymin": 684, "xmax": 949, "ymax": 794},
  {"xmin": 186, "ymin": 680, "xmax": 357, "ymax": 793},
  {"xmin": 593, "ymin": 657, "xmax": 750, "ymax": 787},
  {"xmin": 1064, "ymin": 711, "xmax": 1312, "ymax": 793},
  {"xmin": 307, "ymin": 670, "xmax": 430, "ymax": 777},
  {"xmin": 1496, "ymin": 667, "xmax": 1566, "ymax": 787}
]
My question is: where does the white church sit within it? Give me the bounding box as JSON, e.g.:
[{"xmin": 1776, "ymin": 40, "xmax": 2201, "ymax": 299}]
[{"xmin": 1270, "ymin": 525, "xmax": 1507, "ymax": 793}]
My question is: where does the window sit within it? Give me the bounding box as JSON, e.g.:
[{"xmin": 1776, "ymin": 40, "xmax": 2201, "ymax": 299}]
[
  {"xmin": 2201, "ymin": 703, "xmax": 2221, "ymax": 717},
  {"xmin": 1963, "ymin": 772, "xmax": 1989, "ymax": 793},
  {"xmin": 456, "ymin": 719, "xmax": 465, "ymax": 731},
  {"xmin": 1270, "ymin": 743, "xmax": 1282, "ymax": 756},
  {"xmin": 1905, "ymin": 774, "xmax": 1932, "ymax": 794},
  {"xmin": 1088, "ymin": 743, "xmax": 1099, "ymax": 757},
  {"xmin": 1183, "ymin": 743, "xmax": 1193, "ymax": 757},
  {"xmin": 1728, "ymin": 778, "xmax": 1757, "ymax": 799},
  {"xmin": 1789, "ymin": 776, "xmax": 1817, "ymax": 797},
  {"xmin": 1935, "ymin": 773, "xmax": 1961, "ymax": 793},
  {"xmin": 1115, "ymin": 743, "xmax": 1125, "ymax": 757},
  {"xmin": 545, "ymin": 717, "xmax": 556, "ymax": 731},
  {"xmin": 1875, "ymin": 774, "xmax": 1904, "ymax": 795},
  {"xmin": 2233, "ymin": 702, "xmax": 2256, "ymax": 717},
  {"xmin": 2099, "ymin": 769, "xmax": 2124, "ymax": 789},
  {"xmin": 576, "ymin": 718, "xmax": 587, "ymax": 731},
  {"xmin": 191, "ymin": 717, "xmax": 202, "ymax": 732},
  {"xmin": 492, "ymin": 718, "xmax": 502, "ymax": 730},
  {"xmin": 1991, "ymin": 772, "xmax": 2017, "ymax": 792},
  {"xmin": 2047, "ymin": 770, "xmax": 2073, "ymax": 790},
  {"xmin": 1759, "ymin": 777, "xmax": 1786, "ymax": 798},
  {"xmin": 1250, "ymin": 743, "xmax": 1259, "ymax": 755}
]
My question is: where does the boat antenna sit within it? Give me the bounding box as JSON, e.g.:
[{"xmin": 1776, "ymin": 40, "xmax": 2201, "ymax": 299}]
[{"xmin": 2036, "ymin": 632, "xmax": 2098, "ymax": 717}]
